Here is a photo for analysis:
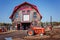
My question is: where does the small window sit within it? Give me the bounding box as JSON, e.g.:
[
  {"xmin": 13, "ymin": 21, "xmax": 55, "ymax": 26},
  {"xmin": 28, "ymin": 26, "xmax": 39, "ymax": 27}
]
[
  {"xmin": 27, "ymin": 10, "xmax": 30, "ymax": 12},
  {"xmin": 34, "ymin": 23, "xmax": 37, "ymax": 26},
  {"xmin": 34, "ymin": 21, "xmax": 37, "ymax": 26},
  {"xmin": 15, "ymin": 13, "xmax": 18, "ymax": 18},
  {"xmin": 33, "ymin": 12, "xmax": 37, "ymax": 18},
  {"xmin": 22, "ymin": 10, "xmax": 25, "ymax": 14},
  {"xmin": 34, "ymin": 12, "xmax": 37, "ymax": 16},
  {"xmin": 12, "ymin": 19, "xmax": 14, "ymax": 21},
  {"xmin": 33, "ymin": 16, "xmax": 37, "ymax": 18},
  {"xmin": 22, "ymin": 10, "xmax": 25, "ymax": 13}
]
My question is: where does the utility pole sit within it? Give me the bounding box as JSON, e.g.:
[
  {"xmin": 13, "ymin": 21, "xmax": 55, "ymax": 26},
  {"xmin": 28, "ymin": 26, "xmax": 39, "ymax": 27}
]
[{"xmin": 50, "ymin": 16, "xmax": 53, "ymax": 27}]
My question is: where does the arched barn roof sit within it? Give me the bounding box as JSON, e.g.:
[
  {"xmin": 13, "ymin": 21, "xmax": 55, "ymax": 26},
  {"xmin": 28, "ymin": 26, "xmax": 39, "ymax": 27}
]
[{"xmin": 9, "ymin": 2, "xmax": 42, "ymax": 19}]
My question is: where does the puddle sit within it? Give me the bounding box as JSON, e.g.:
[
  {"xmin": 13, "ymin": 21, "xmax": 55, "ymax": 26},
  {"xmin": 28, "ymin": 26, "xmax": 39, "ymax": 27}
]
[{"xmin": 5, "ymin": 37, "xmax": 12, "ymax": 40}]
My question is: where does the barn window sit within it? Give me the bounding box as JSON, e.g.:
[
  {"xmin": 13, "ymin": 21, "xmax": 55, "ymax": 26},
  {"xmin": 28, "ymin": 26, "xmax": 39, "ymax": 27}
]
[
  {"xmin": 27, "ymin": 10, "xmax": 30, "ymax": 12},
  {"xmin": 12, "ymin": 19, "xmax": 14, "ymax": 21},
  {"xmin": 22, "ymin": 10, "xmax": 25, "ymax": 13},
  {"xmin": 33, "ymin": 12, "xmax": 37, "ymax": 18},
  {"xmin": 33, "ymin": 21, "xmax": 37, "ymax": 26},
  {"xmin": 27, "ymin": 10, "xmax": 30, "ymax": 14},
  {"xmin": 22, "ymin": 10, "xmax": 25, "ymax": 14},
  {"xmin": 15, "ymin": 12, "xmax": 18, "ymax": 18},
  {"xmin": 34, "ymin": 23, "xmax": 37, "ymax": 26}
]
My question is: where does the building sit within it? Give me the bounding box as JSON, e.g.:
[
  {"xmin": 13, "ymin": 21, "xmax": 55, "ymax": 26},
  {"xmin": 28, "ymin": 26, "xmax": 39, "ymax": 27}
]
[{"xmin": 9, "ymin": 2, "xmax": 42, "ymax": 30}]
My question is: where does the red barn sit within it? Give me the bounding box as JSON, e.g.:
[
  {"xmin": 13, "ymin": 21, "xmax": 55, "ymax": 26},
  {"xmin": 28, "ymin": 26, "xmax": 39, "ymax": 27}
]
[{"xmin": 9, "ymin": 2, "xmax": 42, "ymax": 30}]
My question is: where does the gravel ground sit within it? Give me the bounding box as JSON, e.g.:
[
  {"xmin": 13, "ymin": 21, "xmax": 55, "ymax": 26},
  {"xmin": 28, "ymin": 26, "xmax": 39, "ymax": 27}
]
[
  {"xmin": 0, "ymin": 28, "xmax": 60, "ymax": 40},
  {"xmin": 0, "ymin": 30, "xmax": 27, "ymax": 40}
]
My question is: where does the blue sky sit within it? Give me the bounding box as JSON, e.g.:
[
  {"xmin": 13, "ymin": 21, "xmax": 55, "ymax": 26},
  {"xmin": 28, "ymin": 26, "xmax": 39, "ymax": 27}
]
[{"xmin": 0, "ymin": 0, "xmax": 60, "ymax": 23}]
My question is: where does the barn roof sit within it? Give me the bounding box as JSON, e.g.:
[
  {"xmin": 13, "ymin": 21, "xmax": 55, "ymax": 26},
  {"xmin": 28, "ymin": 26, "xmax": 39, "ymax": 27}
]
[{"xmin": 9, "ymin": 2, "xmax": 42, "ymax": 19}]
